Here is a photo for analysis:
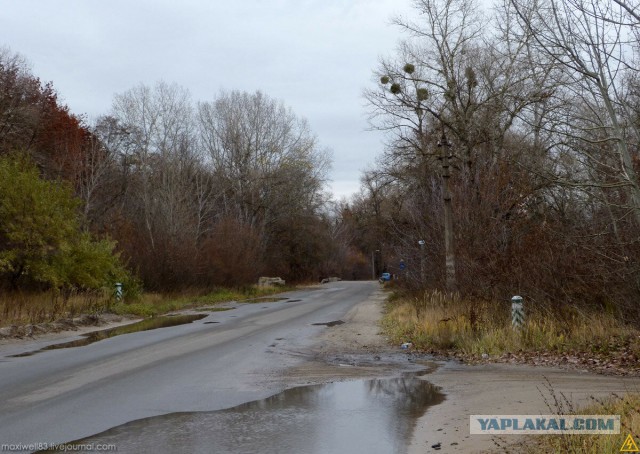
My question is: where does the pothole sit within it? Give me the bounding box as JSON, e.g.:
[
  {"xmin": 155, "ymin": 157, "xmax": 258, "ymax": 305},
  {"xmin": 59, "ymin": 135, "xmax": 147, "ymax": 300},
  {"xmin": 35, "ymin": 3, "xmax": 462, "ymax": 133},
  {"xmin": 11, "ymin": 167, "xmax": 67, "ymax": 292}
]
[{"xmin": 312, "ymin": 320, "xmax": 345, "ymax": 327}]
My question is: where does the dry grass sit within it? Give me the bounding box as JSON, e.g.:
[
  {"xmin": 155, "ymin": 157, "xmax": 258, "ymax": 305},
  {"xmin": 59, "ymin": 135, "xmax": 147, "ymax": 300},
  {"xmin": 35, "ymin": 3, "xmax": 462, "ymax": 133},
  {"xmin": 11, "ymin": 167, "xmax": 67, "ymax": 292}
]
[
  {"xmin": 519, "ymin": 392, "xmax": 640, "ymax": 453},
  {"xmin": 0, "ymin": 285, "xmax": 295, "ymax": 326},
  {"xmin": 381, "ymin": 290, "xmax": 640, "ymax": 356},
  {"xmin": 0, "ymin": 289, "xmax": 112, "ymax": 325}
]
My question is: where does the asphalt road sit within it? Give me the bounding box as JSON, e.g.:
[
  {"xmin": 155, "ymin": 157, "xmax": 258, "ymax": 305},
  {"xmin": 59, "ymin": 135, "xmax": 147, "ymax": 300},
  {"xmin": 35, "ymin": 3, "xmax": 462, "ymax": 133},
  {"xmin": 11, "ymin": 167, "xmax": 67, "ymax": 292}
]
[{"xmin": 0, "ymin": 281, "xmax": 379, "ymax": 449}]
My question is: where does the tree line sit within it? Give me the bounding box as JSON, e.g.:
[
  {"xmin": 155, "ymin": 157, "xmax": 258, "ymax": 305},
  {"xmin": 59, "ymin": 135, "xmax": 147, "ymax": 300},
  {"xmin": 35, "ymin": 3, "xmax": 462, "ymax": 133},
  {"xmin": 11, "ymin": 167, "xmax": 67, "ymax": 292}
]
[
  {"xmin": 355, "ymin": 0, "xmax": 640, "ymax": 317},
  {"xmin": 0, "ymin": 47, "xmax": 371, "ymax": 295},
  {"xmin": 6, "ymin": 0, "xmax": 636, "ymax": 315}
]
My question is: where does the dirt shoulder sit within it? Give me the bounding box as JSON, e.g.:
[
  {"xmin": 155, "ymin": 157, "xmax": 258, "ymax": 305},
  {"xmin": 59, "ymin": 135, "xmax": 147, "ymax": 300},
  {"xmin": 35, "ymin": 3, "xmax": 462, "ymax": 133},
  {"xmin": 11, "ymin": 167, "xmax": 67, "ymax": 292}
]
[
  {"xmin": 312, "ymin": 285, "xmax": 390, "ymax": 355},
  {"xmin": 277, "ymin": 287, "xmax": 424, "ymax": 386}
]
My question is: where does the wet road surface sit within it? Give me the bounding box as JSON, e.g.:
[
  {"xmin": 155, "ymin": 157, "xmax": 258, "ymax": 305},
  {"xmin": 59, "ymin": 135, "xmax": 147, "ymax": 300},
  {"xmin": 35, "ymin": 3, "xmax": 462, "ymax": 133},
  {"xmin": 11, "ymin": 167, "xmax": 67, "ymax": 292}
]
[
  {"xmin": 60, "ymin": 376, "xmax": 444, "ymax": 454},
  {"xmin": 0, "ymin": 281, "xmax": 420, "ymax": 452}
]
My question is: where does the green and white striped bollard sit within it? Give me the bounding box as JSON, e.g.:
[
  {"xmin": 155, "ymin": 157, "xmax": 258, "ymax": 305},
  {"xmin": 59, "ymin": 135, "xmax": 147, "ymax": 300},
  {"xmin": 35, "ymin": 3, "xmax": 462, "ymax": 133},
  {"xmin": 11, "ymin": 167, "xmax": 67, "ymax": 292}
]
[
  {"xmin": 511, "ymin": 295, "xmax": 524, "ymax": 329},
  {"xmin": 115, "ymin": 282, "xmax": 123, "ymax": 303}
]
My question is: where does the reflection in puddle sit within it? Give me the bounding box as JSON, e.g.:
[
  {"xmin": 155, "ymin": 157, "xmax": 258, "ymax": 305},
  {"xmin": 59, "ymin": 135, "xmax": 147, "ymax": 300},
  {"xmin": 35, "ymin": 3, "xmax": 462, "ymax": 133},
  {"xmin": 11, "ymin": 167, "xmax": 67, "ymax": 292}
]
[
  {"xmin": 61, "ymin": 377, "xmax": 444, "ymax": 454},
  {"xmin": 10, "ymin": 314, "xmax": 208, "ymax": 357}
]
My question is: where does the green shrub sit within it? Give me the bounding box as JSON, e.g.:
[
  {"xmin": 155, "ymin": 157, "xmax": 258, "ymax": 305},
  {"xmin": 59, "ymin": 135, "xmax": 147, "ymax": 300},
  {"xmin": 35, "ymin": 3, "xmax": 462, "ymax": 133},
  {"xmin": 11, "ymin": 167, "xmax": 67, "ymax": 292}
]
[{"xmin": 0, "ymin": 153, "xmax": 134, "ymax": 294}]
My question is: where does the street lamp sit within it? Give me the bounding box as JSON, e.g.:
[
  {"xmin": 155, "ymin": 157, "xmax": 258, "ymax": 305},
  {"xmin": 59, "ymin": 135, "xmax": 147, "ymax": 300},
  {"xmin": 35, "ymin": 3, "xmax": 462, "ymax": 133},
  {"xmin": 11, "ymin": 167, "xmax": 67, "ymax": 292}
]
[{"xmin": 418, "ymin": 240, "xmax": 426, "ymax": 284}]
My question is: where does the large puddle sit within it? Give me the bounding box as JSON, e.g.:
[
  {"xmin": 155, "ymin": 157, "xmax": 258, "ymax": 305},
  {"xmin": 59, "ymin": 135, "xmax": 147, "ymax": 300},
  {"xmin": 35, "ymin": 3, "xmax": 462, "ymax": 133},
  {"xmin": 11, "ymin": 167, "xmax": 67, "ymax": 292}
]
[
  {"xmin": 10, "ymin": 314, "xmax": 208, "ymax": 357},
  {"xmin": 52, "ymin": 376, "xmax": 443, "ymax": 453}
]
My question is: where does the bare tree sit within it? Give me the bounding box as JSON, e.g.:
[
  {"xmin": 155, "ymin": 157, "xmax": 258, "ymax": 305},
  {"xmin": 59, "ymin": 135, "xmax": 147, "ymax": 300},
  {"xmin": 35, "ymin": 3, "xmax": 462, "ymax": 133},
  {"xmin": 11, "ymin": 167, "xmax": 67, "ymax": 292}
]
[
  {"xmin": 111, "ymin": 81, "xmax": 196, "ymax": 252},
  {"xmin": 366, "ymin": 0, "xmax": 547, "ymax": 290},
  {"xmin": 509, "ymin": 0, "xmax": 640, "ymax": 224},
  {"xmin": 197, "ymin": 90, "xmax": 330, "ymax": 236},
  {"xmin": 76, "ymin": 119, "xmax": 117, "ymax": 226},
  {"xmin": 0, "ymin": 48, "xmax": 40, "ymax": 154}
]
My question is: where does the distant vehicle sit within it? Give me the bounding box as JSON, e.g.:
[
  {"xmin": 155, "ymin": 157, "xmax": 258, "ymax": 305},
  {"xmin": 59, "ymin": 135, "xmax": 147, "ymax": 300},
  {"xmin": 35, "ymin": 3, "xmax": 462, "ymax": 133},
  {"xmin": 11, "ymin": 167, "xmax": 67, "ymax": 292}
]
[{"xmin": 379, "ymin": 272, "xmax": 391, "ymax": 283}]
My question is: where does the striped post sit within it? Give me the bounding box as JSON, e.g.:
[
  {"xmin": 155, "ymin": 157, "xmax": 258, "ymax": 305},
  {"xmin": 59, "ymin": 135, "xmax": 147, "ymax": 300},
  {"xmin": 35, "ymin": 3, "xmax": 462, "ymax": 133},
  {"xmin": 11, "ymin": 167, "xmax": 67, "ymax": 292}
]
[
  {"xmin": 511, "ymin": 295, "xmax": 524, "ymax": 330},
  {"xmin": 115, "ymin": 283, "xmax": 123, "ymax": 303}
]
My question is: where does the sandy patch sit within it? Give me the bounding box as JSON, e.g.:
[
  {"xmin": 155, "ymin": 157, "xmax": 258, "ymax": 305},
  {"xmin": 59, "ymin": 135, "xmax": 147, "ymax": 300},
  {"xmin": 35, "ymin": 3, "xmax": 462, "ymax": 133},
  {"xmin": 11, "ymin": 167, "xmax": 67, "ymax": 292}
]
[{"xmin": 410, "ymin": 362, "xmax": 640, "ymax": 453}]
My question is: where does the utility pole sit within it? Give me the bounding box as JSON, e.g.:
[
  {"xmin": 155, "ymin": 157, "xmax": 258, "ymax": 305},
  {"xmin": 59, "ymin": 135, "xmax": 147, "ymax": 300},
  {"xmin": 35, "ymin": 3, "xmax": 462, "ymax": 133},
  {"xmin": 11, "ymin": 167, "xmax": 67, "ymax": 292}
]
[
  {"xmin": 371, "ymin": 249, "xmax": 379, "ymax": 280},
  {"xmin": 437, "ymin": 129, "xmax": 457, "ymax": 292},
  {"xmin": 418, "ymin": 239, "xmax": 426, "ymax": 285}
]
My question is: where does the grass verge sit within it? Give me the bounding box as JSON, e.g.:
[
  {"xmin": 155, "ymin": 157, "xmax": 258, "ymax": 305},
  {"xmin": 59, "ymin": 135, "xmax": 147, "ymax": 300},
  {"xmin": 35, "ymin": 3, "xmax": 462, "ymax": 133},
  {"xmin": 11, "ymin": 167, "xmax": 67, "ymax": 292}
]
[
  {"xmin": 0, "ymin": 285, "xmax": 295, "ymax": 325},
  {"xmin": 0, "ymin": 290, "xmax": 110, "ymax": 325},
  {"xmin": 381, "ymin": 289, "xmax": 640, "ymax": 361},
  {"xmin": 110, "ymin": 286, "xmax": 294, "ymax": 317}
]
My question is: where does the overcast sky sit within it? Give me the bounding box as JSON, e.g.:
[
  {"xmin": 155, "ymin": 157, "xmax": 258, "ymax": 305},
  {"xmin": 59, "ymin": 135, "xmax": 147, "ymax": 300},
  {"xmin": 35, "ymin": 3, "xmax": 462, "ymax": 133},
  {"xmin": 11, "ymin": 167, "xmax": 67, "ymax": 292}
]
[{"xmin": 1, "ymin": 0, "xmax": 417, "ymax": 199}]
